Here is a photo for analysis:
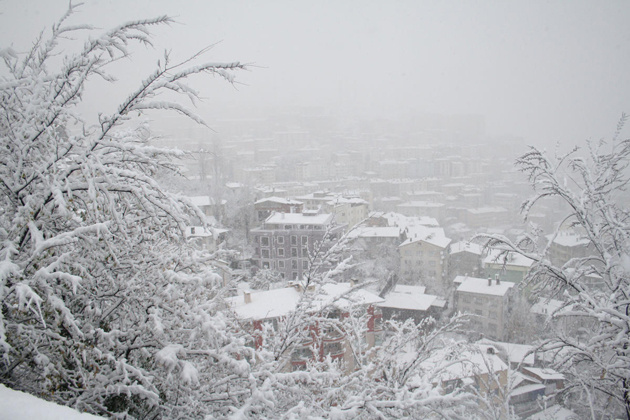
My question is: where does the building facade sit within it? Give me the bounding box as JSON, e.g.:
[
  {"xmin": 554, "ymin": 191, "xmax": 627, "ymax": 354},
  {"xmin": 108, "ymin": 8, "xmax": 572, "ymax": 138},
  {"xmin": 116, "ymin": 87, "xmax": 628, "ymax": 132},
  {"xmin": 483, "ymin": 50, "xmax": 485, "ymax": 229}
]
[
  {"xmin": 250, "ymin": 212, "xmax": 345, "ymax": 280},
  {"xmin": 455, "ymin": 275, "xmax": 514, "ymax": 340}
]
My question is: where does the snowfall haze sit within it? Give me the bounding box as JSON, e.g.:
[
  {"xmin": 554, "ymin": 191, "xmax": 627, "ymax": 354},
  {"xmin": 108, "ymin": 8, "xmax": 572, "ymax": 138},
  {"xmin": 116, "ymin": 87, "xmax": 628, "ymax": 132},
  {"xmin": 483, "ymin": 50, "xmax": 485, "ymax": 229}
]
[
  {"xmin": 2, "ymin": 0, "xmax": 630, "ymax": 145},
  {"xmin": 2, "ymin": 1, "xmax": 630, "ymax": 418}
]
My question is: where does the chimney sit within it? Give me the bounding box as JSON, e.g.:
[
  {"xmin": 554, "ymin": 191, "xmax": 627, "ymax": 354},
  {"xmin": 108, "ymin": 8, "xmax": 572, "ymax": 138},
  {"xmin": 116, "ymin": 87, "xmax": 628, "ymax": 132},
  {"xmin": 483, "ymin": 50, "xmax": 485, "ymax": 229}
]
[
  {"xmin": 488, "ymin": 277, "xmax": 492, "ymax": 286},
  {"xmin": 495, "ymin": 274, "xmax": 500, "ymax": 285},
  {"xmin": 244, "ymin": 290, "xmax": 252, "ymax": 304}
]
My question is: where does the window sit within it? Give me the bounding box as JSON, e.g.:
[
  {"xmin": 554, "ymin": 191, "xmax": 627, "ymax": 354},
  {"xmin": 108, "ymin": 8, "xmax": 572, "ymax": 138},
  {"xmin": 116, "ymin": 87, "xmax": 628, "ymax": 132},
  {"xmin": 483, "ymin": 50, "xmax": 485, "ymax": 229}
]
[
  {"xmin": 262, "ymin": 261, "xmax": 270, "ymax": 269},
  {"xmin": 278, "ymin": 261, "xmax": 285, "ymax": 269},
  {"xmin": 302, "ymin": 260, "xmax": 309, "ymax": 269},
  {"xmin": 301, "ymin": 247, "xmax": 308, "ymax": 257},
  {"xmin": 291, "ymin": 248, "xmax": 298, "ymax": 257},
  {"xmin": 301, "ymin": 236, "xmax": 308, "ymax": 245},
  {"xmin": 292, "ymin": 272, "xmax": 298, "ymax": 280},
  {"xmin": 292, "ymin": 260, "xmax": 298, "ymax": 269},
  {"xmin": 325, "ymin": 342, "xmax": 343, "ymax": 356},
  {"xmin": 261, "ymin": 236, "xmax": 269, "ymax": 247},
  {"xmin": 277, "ymin": 236, "xmax": 284, "ymax": 244},
  {"xmin": 261, "ymin": 249, "xmax": 270, "ymax": 259},
  {"xmin": 285, "ymin": 225, "xmax": 292, "ymax": 230},
  {"xmin": 291, "ymin": 235, "xmax": 298, "ymax": 245},
  {"xmin": 277, "ymin": 248, "xmax": 285, "ymax": 257}
]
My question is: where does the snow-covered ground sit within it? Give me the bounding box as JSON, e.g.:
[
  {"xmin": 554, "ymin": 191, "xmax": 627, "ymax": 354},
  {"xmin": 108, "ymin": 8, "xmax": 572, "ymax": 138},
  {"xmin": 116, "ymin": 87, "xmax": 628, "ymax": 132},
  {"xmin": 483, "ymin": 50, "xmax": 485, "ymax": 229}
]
[{"xmin": 0, "ymin": 385, "xmax": 103, "ymax": 420}]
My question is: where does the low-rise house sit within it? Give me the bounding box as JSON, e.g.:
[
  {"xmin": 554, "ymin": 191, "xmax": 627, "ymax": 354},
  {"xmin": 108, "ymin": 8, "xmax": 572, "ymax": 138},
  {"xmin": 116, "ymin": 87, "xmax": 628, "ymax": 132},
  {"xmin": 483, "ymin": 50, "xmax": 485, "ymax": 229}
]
[
  {"xmin": 185, "ymin": 225, "xmax": 228, "ymax": 252},
  {"xmin": 483, "ymin": 249, "xmax": 534, "ymax": 283},
  {"xmin": 423, "ymin": 344, "xmax": 509, "ymax": 399},
  {"xmin": 449, "ymin": 241, "xmax": 484, "ymax": 279},
  {"xmin": 455, "ymin": 275, "xmax": 514, "ymax": 340},
  {"xmin": 223, "ymin": 282, "xmax": 384, "ymax": 371},
  {"xmin": 547, "ymin": 231, "xmax": 596, "ymax": 267},
  {"xmin": 399, "ymin": 229, "xmax": 451, "ymax": 287},
  {"xmin": 254, "ymin": 196, "xmax": 304, "ymax": 222},
  {"xmin": 478, "ymin": 339, "xmax": 535, "ymax": 369},
  {"xmin": 521, "ymin": 367, "xmax": 565, "ymax": 396},
  {"xmin": 188, "ymin": 195, "xmax": 226, "ymax": 220},
  {"xmin": 377, "ymin": 284, "xmax": 446, "ymax": 324}
]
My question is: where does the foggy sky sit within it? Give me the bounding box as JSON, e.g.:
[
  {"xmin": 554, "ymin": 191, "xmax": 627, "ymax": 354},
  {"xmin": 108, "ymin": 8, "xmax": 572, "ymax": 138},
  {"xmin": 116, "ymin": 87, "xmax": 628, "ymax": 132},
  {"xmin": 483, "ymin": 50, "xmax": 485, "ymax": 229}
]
[{"xmin": 2, "ymin": 0, "xmax": 629, "ymax": 146}]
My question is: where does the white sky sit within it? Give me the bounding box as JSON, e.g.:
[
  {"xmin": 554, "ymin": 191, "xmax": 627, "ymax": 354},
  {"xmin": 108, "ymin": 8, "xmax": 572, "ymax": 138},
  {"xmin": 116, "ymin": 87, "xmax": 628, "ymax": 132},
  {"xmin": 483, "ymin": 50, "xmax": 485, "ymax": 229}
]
[{"xmin": 1, "ymin": 0, "xmax": 629, "ymax": 145}]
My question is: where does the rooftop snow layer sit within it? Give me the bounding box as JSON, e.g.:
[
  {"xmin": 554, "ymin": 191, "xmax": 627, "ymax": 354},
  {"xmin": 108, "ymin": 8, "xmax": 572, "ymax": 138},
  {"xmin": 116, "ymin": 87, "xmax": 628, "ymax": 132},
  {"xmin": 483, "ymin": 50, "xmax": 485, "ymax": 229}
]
[
  {"xmin": 225, "ymin": 283, "xmax": 383, "ymax": 321},
  {"xmin": 456, "ymin": 276, "xmax": 514, "ymax": 296},
  {"xmin": 265, "ymin": 212, "xmax": 333, "ymax": 226}
]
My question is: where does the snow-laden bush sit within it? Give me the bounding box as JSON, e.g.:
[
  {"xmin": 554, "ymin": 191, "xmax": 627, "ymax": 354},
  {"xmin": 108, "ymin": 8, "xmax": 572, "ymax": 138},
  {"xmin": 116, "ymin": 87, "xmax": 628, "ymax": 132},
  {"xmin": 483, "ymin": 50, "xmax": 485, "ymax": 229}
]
[
  {"xmin": 483, "ymin": 117, "xmax": 630, "ymax": 419},
  {"xmin": 0, "ymin": 4, "xmax": 251, "ymax": 418}
]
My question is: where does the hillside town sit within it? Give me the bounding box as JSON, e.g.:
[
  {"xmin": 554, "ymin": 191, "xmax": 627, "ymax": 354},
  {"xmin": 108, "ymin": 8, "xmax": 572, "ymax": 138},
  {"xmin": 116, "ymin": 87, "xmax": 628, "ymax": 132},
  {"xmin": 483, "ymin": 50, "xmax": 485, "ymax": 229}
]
[
  {"xmin": 158, "ymin": 113, "xmax": 599, "ymax": 418},
  {"xmin": 3, "ymin": 2, "xmax": 629, "ymax": 418}
]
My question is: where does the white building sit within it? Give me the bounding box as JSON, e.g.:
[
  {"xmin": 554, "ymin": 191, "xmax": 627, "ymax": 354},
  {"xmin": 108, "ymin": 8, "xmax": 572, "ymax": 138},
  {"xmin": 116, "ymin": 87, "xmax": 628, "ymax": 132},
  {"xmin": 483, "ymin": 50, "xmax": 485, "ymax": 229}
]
[{"xmin": 455, "ymin": 275, "xmax": 514, "ymax": 340}]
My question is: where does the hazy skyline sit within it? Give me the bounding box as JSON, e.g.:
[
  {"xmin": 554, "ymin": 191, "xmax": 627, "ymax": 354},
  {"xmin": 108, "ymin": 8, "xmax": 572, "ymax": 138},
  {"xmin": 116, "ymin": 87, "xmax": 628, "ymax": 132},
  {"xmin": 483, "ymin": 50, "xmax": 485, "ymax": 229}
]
[{"xmin": 2, "ymin": 0, "xmax": 629, "ymax": 145}]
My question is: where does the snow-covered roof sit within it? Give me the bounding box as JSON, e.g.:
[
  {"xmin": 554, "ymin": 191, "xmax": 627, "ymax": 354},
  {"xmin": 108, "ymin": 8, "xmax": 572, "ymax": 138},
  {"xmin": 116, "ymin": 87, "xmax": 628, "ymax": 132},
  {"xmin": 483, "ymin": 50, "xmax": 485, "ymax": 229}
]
[
  {"xmin": 188, "ymin": 195, "xmax": 213, "ymax": 207},
  {"xmin": 455, "ymin": 276, "xmax": 514, "ymax": 297},
  {"xmin": 382, "ymin": 212, "xmax": 435, "ymax": 227},
  {"xmin": 185, "ymin": 226, "xmax": 213, "ymax": 238},
  {"xmin": 226, "ymin": 287, "xmax": 299, "ymax": 320},
  {"xmin": 548, "ymin": 232, "xmax": 591, "ymax": 247},
  {"xmin": 510, "ymin": 383, "xmax": 546, "ymax": 397},
  {"xmin": 397, "ymin": 201, "xmax": 445, "ymax": 208},
  {"xmin": 377, "ymin": 285, "xmax": 439, "ymax": 311},
  {"xmin": 327, "ymin": 197, "xmax": 368, "ymax": 206},
  {"xmin": 466, "ymin": 206, "xmax": 507, "ymax": 214},
  {"xmin": 483, "ymin": 249, "xmax": 534, "ymax": 268},
  {"xmin": 264, "ymin": 212, "xmax": 333, "ymax": 226},
  {"xmin": 346, "ymin": 226, "xmax": 402, "ymax": 239},
  {"xmin": 399, "ymin": 227, "xmax": 451, "ymax": 249},
  {"xmin": 523, "ymin": 367, "xmax": 565, "ymax": 381},
  {"xmin": 0, "ymin": 384, "xmax": 103, "ymax": 419},
  {"xmin": 530, "ymin": 297, "xmax": 566, "ymax": 316},
  {"xmin": 255, "ymin": 196, "xmax": 303, "ymax": 205},
  {"xmin": 479, "ymin": 339, "xmax": 535, "ymax": 366},
  {"xmin": 224, "ymin": 283, "xmax": 384, "ymax": 321},
  {"xmin": 450, "ymin": 241, "xmax": 483, "ymax": 255},
  {"xmin": 422, "ymin": 344, "xmax": 508, "ymax": 383},
  {"xmin": 393, "ymin": 284, "xmax": 426, "ymax": 294},
  {"xmin": 525, "ymin": 404, "xmax": 578, "ymax": 420}
]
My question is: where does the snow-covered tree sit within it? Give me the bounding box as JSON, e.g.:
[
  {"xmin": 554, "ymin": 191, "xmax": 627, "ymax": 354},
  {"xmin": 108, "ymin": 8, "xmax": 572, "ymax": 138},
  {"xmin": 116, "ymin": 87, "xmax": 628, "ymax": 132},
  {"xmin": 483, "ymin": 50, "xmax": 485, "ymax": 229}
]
[
  {"xmin": 482, "ymin": 116, "xmax": 630, "ymax": 419},
  {"xmin": 0, "ymin": 4, "xmax": 252, "ymax": 418}
]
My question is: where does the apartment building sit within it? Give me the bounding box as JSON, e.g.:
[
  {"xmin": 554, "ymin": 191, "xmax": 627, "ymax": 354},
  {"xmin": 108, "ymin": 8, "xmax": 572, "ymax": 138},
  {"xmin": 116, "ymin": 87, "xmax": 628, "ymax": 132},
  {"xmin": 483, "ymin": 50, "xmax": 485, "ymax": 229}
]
[
  {"xmin": 224, "ymin": 282, "xmax": 383, "ymax": 371},
  {"xmin": 399, "ymin": 231, "xmax": 451, "ymax": 286},
  {"xmin": 250, "ymin": 211, "xmax": 345, "ymax": 280},
  {"xmin": 455, "ymin": 275, "xmax": 514, "ymax": 340},
  {"xmin": 483, "ymin": 249, "xmax": 533, "ymax": 283}
]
